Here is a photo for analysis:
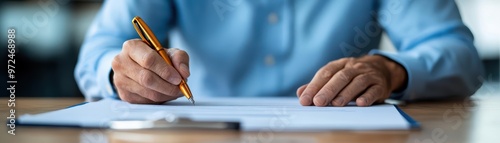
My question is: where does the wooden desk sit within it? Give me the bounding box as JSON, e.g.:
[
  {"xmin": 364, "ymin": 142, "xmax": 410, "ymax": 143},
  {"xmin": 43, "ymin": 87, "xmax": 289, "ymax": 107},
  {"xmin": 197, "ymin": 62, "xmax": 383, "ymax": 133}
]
[{"xmin": 1, "ymin": 97, "xmax": 499, "ymax": 143}]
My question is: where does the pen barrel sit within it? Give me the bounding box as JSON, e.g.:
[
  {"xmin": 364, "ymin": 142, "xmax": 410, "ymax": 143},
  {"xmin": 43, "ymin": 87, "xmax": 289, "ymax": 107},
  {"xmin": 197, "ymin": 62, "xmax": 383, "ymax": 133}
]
[
  {"xmin": 157, "ymin": 49, "xmax": 173, "ymax": 66},
  {"xmin": 179, "ymin": 80, "xmax": 193, "ymax": 99},
  {"xmin": 133, "ymin": 16, "xmax": 194, "ymax": 104},
  {"xmin": 157, "ymin": 49, "xmax": 192, "ymax": 99},
  {"xmin": 157, "ymin": 45, "xmax": 192, "ymax": 99}
]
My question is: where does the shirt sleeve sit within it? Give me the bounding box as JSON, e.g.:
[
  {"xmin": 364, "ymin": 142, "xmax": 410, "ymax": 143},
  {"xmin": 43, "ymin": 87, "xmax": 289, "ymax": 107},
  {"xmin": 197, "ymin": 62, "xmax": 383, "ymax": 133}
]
[
  {"xmin": 74, "ymin": 0, "xmax": 173, "ymax": 101},
  {"xmin": 369, "ymin": 0, "xmax": 485, "ymax": 101}
]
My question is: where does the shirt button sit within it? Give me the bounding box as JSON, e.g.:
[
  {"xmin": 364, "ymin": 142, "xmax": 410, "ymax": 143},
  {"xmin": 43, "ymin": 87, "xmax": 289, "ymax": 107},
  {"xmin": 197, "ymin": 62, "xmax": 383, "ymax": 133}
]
[
  {"xmin": 268, "ymin": 12, "xmax": 278, "ymax": 24},
  {"xmin": 265, "ymin": 55, "xmax": 275, "ymax": 66}
]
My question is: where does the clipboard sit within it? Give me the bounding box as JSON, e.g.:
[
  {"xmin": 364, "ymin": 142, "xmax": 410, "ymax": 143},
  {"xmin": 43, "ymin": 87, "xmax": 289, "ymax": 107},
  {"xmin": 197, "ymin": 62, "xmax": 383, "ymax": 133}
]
[
  {"xmin": 17, "ymin": 102, "xmax": 240, "ymax": 130},
  {"xmin": 16, "ymin": 98, "xmax": 420, "ymax": 131}
]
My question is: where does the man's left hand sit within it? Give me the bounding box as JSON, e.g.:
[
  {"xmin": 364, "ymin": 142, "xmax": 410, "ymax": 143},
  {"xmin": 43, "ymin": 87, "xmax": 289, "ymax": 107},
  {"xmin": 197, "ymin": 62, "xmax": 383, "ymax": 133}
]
[{"xmin": 297, "ymin": 55, "xmax": 407, "ymax": 106}]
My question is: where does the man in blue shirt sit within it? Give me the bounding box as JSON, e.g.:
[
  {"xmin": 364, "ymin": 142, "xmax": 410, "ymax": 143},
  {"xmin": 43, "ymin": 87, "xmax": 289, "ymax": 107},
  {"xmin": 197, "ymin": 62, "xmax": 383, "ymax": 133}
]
[{"xmin": 75, "ymin": 0, "xmax": 483, "ymax": 106}]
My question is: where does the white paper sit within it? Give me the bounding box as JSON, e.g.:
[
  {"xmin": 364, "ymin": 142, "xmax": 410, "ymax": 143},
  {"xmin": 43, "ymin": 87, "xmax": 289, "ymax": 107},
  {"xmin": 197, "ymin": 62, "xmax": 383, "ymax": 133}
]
[{"xmin": 18, "ymin": 97, "xmax": 412, "ymax": 131}]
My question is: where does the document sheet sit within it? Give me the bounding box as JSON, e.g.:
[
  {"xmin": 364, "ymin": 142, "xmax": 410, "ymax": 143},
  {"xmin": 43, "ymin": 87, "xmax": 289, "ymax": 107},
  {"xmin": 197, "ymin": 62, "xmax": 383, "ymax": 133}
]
[{"xmin": 18, "ymin": 98, "xmax": 415, "ymax": 131}]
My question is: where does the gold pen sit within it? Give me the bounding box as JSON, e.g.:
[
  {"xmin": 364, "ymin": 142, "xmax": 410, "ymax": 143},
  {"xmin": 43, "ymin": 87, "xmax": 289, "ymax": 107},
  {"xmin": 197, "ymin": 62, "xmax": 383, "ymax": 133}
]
[{"xmin": 132, "ymin": 16, "xmax": 195, "ymax": 105}]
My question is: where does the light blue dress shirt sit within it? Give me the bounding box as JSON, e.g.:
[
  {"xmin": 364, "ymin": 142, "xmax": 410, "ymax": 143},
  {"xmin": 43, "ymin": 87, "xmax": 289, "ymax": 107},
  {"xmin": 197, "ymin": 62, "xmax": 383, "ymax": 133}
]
[{"xmin": 75, "ymin": 0, "xmax": 484, "ymax": 101}]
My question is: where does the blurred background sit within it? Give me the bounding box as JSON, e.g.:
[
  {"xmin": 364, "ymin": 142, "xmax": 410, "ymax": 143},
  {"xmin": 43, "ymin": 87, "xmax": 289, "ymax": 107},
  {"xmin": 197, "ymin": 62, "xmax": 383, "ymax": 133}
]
[{"xmin": 0, "ymin": 0, "xmax": 498, "ymax": 98}]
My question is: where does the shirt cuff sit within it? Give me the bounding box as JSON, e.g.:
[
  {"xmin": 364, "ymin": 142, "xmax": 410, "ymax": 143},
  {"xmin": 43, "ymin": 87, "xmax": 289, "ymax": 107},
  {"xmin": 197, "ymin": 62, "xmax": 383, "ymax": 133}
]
[
  {"xmin": 368, "ymin": 49, "xmax": 424, "ymax": 101},
  {"xmin": 97, "ymin": 50, "xmax": 121, "ymax": 99}
]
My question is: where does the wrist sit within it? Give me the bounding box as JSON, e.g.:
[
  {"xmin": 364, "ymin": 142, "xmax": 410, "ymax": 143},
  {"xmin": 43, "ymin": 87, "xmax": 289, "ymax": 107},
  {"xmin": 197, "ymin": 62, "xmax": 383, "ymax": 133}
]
[
  {"xmin": 373, "ymin": 55, "xmax": 408, "ymax": 92},
  {"xmin": 383, "ymin": 56, "xmax": 407, "ymax": 92}
]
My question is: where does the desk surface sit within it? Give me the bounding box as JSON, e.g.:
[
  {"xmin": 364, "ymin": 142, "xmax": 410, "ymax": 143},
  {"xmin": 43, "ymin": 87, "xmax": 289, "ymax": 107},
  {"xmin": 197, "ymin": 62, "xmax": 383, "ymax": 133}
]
[{"xmin": 1, "ymin": 97, "xmax": 499, "ymax": 143}]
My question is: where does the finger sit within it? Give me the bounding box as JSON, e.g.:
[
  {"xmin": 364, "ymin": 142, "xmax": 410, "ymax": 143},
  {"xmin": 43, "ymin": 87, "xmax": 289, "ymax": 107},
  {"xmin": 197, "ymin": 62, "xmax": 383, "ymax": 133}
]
[
  {"xmin": 124, "ymin": 39, "xmax": 182, "ymax": 85},
  {"xmin": 167, "ymin": 48, "xmax": 190, "ymax": 79},
  {"xmin": 114, "ymin": 74, "xmax": 157, "ymax": 104},
  {"xmin": 114, "ymin": 53, "xmax": 181, "ymax": 97},
  {"xmin": 296, "ymin": 84, "xmax": 308, "ymax": 98},
  {"xmin": 331, "ymin": 74, "xmax": 374, "ymax": 106},
  {"xmin": 313, "ymin": 68, "xmax": 360, "ymax": 106},
  {"xmin": 300, "ymin": 58, "xmax": 350, "ymax": 106},
  {"xmin": 356, "ymin": 85, "xmax": 386, "ymax": 106},
  {"xmin": 115, "ymin": 73, "xmax": 180, "ymax": 103},
  {"xmin": 119, "ymin": 92, "xmax": 156, "ymax": 104}
]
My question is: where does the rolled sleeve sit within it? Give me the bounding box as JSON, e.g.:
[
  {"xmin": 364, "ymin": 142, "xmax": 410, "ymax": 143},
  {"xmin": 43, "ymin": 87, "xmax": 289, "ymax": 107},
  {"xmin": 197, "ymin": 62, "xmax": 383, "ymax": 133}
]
[
  {"xmin": 374, "ymin": 0, "xmax": 484, "ymax": 101},
  {"xmin": 370, "ymin": 35, "xmax": 484, "ymax": 101}
]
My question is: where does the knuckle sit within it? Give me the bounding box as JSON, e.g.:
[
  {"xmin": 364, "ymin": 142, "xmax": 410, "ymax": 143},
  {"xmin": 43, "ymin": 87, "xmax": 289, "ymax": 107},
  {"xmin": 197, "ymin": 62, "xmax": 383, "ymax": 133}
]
[
  {"xmin": 345, "ymin": 58, "xmax": 357, "ymax": 66},
  {"xmin": 138, "ymin": 69, "xmax": 154, "ymax": 87},
  {"xmin": 176, "ymin": 50, "xmax": 189, "ymax": 58},
  {"xmin": 122, "ymin": 40, "xmax": 136, "ymax": 51},
  {"xmin": 326, "ymin": 61, "xmax": 338, "ymax": 67},
  {"xmin": 148, "ymin": 91, "xmax": 165, "ymax": 102},
  {"xmin": 319, "ymin": 67, "xmax": 334, "ymax": 79},
  {"xmin": 346, "ymin": 57, "xmax": 356, "ymax": 63},
  {"xmin": 141, "ymin": 51, "xmax": 157, "ymax": 68},
  {"xmin": 374, "ymin": 76, "xmax": 385, "ymax": 84},
  {"xmin": 336, "ymin": 70, "xmax": 352, "ymax": 82},
  {"xmin": 158, "ymin": 66, "xmax": 173, "ymax": 80},
  {"xmin": 337, "ymin": 57, "xmax": 351, "ymax": 63},
  {"xmin": 122, "ymin": 40, "xmax": 131, "ymax": 49},
  {"xmin": 345, "ymin": 63, "xmax": 354, "ymax": 68},
  {"xmin": 353, "ymin": 62, "xmax": 367, "ymax": 69},
  {"xmin": 165, "ymin": 86, "xmax": 180, "ymax": 96},
  {"xmin": 356, "ymin": 74, "xmax": 371, "ymax": 83},
  {"xmin": 366, "ymin": 73, "xmax": 384, "ymax": 83}
]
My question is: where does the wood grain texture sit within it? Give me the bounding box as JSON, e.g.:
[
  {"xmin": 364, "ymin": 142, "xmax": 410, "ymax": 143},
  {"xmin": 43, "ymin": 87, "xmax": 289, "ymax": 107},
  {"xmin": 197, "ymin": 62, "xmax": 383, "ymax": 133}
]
[{"xmin": 1, "ymin": 96, "xmax": 499, "ymax": 143}]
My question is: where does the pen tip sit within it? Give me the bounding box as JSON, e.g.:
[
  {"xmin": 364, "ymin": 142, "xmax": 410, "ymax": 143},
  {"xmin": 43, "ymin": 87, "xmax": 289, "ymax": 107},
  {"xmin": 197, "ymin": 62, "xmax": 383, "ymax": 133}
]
[{"xmin": 189, "ymin": 98, "xmax": 195, "ymax": 105}]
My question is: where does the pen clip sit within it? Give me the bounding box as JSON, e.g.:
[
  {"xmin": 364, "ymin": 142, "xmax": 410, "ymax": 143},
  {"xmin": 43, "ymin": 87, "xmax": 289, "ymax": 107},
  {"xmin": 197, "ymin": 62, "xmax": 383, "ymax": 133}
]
[{"xmin": 132, "ymin": 16, "xmax": 163, "ymax": 51}]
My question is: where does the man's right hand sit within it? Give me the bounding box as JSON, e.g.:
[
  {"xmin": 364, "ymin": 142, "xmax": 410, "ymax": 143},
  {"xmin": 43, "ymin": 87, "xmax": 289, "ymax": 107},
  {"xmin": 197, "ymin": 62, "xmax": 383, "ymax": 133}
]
[{"xmin": 111, "ymin": 39, "xmax": 191, "ymax": 104}]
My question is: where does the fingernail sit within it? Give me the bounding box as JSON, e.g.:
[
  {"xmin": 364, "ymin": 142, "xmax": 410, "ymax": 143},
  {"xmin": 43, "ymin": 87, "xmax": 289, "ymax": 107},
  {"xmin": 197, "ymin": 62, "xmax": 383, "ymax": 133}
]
[
  {"xmin": 180, "ymin": 63, "xmax": 190, "ymax": 77},
  {"xmin": 334, "ymin": 97, "xmax": 344, "ymax": 106},
  {"xmin": 363, "ymin": 97, "xmax": 372, "ymax": 105},
  {"xmin": 168, "ymin": 75, "xmax": 181, "ymax": 85},
  {"xmin": 356, "ymin": 97, "xmax": 369, "ymax": 106},
  {"xmin": 300, "ymin": 95, "xmax": 312, "ymax": 106},
  {"xmin": 313, "ymin": 96, "xmax": 325, "ymax": 106}
]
